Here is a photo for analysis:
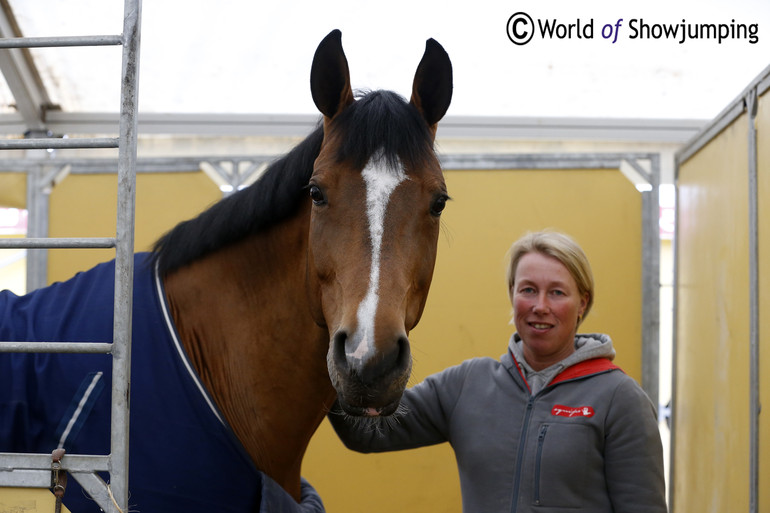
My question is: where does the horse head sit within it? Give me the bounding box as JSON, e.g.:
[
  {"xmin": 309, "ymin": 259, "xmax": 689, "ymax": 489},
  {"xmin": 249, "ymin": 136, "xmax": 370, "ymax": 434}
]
[{"xmin": 306, "ymin": 30, "xmax": 452, "ymax": 417}]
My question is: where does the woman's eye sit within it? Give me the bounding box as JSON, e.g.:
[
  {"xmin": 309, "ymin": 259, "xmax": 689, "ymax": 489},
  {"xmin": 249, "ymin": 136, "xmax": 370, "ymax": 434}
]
[{"xmin": 309, "ymin": 185, "xmax": 327, "ymax": 205}]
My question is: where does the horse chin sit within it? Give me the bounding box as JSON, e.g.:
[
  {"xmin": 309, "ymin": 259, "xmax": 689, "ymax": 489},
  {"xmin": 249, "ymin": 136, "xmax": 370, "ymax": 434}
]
[{"xmin": 336, "ymin": 396, "xmax": 402, "ymax": 417}]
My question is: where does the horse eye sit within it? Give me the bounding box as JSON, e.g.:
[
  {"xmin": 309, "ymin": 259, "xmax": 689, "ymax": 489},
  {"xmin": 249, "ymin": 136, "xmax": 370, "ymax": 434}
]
[
  {"xmin": 430, "ymin": 194, "xmax": 449, "ymax": 217},
  {"xmin": 309, "ymin": 185, "xmax": 327, "ymax": 206}
]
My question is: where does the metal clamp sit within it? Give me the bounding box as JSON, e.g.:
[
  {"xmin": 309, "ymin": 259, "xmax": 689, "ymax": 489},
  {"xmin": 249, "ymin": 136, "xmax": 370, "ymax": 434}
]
[{"xmin": 51, "ymin": 448, "xmax": 67, "ymax": 513}]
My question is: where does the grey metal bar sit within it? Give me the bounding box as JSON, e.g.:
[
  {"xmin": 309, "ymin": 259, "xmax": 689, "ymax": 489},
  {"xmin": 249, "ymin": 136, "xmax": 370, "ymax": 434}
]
[
  {"xmin": 0, "ymin": 10, "xmax": 51, "ymax": 132},
  {"xmin": 0, "ymin": 469, "xmax": 50, "ymax": 488},
  {"xmin": 0, "ymin": 35, "xmax": 123, "ymax": 48},
  {"xmin": 0, "ymin": 153, "xmax": 656, "ymax": 175},
  {"xmin": 0, "ymin": 453, "xmax": 113, "ymax": 502},
  {"xmin": 0, "ymin": 156, "xmax": 273, "ymax": 175},
  {"xmin": 0, "ymin": 110, "xmax": 706, "ymax": 140},
  {"xmin": 759, "ymin": 73, "xmax": 770, "ymax": 98},
  {"xmin": 70, "ymin": 472, "xmax": 115, "ymax": 512},
  {"xmin": 677, "ymin": 62, "xmax": 770, "ymax": 166},
  {"xmin": 440, "ymin": 152, "xmax": 658, "ymax": 171},
  {"xmin": 0, "ymin": 453, "xmax": 110, "ymax": 473},
  {"xmin": 746, "ymin": 87, "xmax": 759, "ymax": 513},
  {"xmin": 640, "ymin": 155, "xmax": 661, "ymax": 409},
  {"xmin": 24, "ymin": 167, "xmax": 48, "ymax": 291},
  {"xmin": 0, "ymin": 341, "xmax": 112, "ymax": 353},
  {"xmin": 0, "ymin": 237, "xmax": 116, "ymax": 249},
  {"xmin": 0, "ymin": 137, "xmax": 118, "ymax": 150},
  {"xmin": 108, "ymin": 0, "xmax": 142, "ymax": 511},
  {"xmin": 624, "ymin": 157, "xmax": 653, "ymax": 184}
]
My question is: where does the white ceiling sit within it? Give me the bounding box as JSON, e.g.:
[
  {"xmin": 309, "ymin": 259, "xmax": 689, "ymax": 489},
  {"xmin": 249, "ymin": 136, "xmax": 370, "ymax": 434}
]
[{"xmin": 2, "ymin": 0, "xmax": 769, "ymax": 125}]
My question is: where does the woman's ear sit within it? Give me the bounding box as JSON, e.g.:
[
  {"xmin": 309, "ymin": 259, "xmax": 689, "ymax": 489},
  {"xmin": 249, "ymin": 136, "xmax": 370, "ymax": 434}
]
[{"xmin": 577, "ymin": 292, "xmax": 589, "ymax": 324}]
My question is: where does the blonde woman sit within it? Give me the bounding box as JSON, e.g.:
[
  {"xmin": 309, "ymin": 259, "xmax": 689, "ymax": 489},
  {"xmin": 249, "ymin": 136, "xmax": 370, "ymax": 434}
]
[{"xmin": 329, "ymin": 230, "xmax": 667, "ymax": 513}]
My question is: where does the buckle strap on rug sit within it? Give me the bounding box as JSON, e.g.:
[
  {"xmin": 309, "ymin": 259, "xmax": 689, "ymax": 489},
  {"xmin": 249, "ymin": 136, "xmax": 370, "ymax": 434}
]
[{"xmin": 51, "ymin": 448, "xmax": 67, "ymax": 513}]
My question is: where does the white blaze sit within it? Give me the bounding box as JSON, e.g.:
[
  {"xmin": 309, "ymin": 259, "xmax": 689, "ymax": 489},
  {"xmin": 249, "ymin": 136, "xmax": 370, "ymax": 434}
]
[{"xmin": 347, "ymin": 157, "xmax": 406, "ymax": 364}]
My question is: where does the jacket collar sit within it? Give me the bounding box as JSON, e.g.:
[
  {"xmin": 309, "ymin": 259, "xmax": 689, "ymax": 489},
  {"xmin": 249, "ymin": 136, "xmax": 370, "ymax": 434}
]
[{"xmin": 504, "ymin": 332, "xmax": 621, "ymax": 393}]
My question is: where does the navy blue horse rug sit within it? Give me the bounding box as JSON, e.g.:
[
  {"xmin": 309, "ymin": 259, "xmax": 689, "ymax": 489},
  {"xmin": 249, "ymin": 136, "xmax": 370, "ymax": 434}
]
[{"xmin": 0, "ymin": 253, "xmax": 324, "ymax": 512}]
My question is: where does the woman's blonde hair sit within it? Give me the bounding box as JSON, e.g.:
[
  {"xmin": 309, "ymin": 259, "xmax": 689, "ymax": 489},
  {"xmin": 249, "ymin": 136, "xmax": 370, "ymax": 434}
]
[{"xmin": 505, "ymin": 230, "xmax": 594, "ymax": 326}]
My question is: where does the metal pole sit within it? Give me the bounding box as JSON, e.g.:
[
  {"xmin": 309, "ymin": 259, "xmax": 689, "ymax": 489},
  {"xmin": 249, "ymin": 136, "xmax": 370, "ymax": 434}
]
[
  {"xmin": 669, "ymin": 165, "xmax": 681, "ymax": 512},
  {"xmin": 24, "ymin": 166, "xmax": 48, "ymax": 291},
  {"xmin": 0, "ymin": 35, "xmax": 123, "ymax": 48},
  {"xmin": 746, "ymin": 87, "xmax": 759, "ymax": 513},
  {"xmin": 108, "ymin": 0, "xmax": 141, "ymax": 511},
  {"xmin": 641, "ymin": 155, "xmax": 661, "ymax": 410}
]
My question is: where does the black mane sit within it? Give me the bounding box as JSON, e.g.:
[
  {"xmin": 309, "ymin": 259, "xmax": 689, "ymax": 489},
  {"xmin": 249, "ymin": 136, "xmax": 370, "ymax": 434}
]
[{"xmin": 152, "ymin": 90, "xmax": 435, "ymax": 276}]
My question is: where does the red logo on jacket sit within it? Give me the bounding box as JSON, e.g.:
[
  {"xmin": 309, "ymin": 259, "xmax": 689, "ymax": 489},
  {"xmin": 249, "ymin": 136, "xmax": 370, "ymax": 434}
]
[{"xmin": 551, "ymin": 404, "xmax": 595, "ymax": 417}]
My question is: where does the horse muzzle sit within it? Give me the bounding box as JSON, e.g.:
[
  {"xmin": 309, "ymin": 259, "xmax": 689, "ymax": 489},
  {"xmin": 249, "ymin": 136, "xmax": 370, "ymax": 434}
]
[{"xmin": 327, "ymin": 329, "xmax": 412, "ymax": 417}]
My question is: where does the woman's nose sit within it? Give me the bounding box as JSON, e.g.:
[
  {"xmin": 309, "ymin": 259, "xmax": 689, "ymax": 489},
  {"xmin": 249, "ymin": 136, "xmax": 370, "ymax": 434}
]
[{"xmin": 532, "ymin": 294, "xmax": 549, "ymax": 312}]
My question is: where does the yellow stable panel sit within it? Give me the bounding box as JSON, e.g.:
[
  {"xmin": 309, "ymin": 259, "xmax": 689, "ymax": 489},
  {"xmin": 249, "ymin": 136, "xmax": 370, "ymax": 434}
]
[
  {"xmin": 0, "ymin": 488, "xmax": 71, "ymax": 513},
  {"xmin": 303, "ymin": 166, "xmax": 645, "ymax": 513},
  {"xmin": 758, "ymin": 88, "xmax": 770, "ymax": 513},
  {"xmin": 47, "ymin": 170, "xmax": 221, "ymax": 284},
  {"xmin": 676, "ymin": 112, "xmax": 751, "ymax": 513},
  {"xmin": 0, "ymin": 172, "xmax": 26, "ymax": 209}
]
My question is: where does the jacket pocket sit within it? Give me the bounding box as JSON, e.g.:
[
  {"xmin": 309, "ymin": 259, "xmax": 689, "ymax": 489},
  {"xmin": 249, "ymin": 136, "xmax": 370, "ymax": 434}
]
[
  {"xmin": 532, "ymin": 422, "xmax": 591, "ymax": 508},
  {"xmin": 533, "ymin": 424, "xmax": 549, "ymax": 504}
]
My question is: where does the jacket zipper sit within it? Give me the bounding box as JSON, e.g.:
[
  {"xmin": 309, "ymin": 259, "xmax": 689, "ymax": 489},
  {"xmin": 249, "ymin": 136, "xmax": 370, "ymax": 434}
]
[
  {"xmin": 533, "ymin": 424, "xmax": 550, "ymax": 505},
  {"xmin": 510, "ymin": 396, "xmax": 535, "ymax": 513},
  {"xmin": 505, "ymin": 354, "xmax": 618, "ymax": 512}
]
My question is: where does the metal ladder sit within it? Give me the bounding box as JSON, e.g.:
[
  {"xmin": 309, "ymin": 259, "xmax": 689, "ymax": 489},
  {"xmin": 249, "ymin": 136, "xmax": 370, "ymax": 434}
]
[{"xmin": 0, "ymin": 1, "xmax": 141, "ymax": 512}]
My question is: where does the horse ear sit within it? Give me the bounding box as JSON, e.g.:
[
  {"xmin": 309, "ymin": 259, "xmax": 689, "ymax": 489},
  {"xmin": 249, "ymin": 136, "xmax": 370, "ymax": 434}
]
[
  {"xmin": 310, "ymin": 29, "xmax": 355, "ymax": 119},
  {"xmin": 410, "ymin": 38, "xmax": 453, "ymax": 131}
]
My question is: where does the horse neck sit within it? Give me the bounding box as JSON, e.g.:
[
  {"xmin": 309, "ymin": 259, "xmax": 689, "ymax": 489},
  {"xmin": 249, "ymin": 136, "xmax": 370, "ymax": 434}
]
[{"xmin": 162, "ymin": 206, "xmax": 335, "ymax": 501}]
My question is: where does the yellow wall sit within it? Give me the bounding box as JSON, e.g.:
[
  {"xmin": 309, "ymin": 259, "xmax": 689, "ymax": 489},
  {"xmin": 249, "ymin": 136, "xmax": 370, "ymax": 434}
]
[
  {"xmin": 0, "ymin": 488, "xmax": 71, "ymax": 512},
  {"xmin": 0, "ymin": 172, "xmax": 26, "ymax": 209},
  {"xmin": 675, "ymin": 113, "xmax": 751, "ymax": 512},
  {"xmin": 675, "ymin": 87, "xmax": 770, "ymax": 513},
  {"xmin": 303, "ymin": 167, "xmax": 645, "ymax": 512},
  {"xmin": 47, "ymin": 171, "xmax": 220, "ymax": 283}
]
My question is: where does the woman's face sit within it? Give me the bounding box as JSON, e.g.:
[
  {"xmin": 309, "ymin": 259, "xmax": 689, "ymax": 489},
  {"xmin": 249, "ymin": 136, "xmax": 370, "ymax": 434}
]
[{"xmin": 512, "ymin": 251, "xmax": 588, "ymax": 371}]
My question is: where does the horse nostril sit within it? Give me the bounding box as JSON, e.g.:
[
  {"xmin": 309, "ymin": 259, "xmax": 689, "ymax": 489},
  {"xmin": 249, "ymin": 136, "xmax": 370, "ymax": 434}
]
[
  {"xmin": 356, "ymin": 335, "xmax": 411, "ymax": 385},
  {"xmin": 396, "ymin": 335, "xmax": 411, "ymax": 369},
  {"xmin": 332, "ymin": 330, "xmax": 349, "ymax": 372},
  {"xmin": 378, "ymin": 335, "xmax": 409, "ymax": 373}
]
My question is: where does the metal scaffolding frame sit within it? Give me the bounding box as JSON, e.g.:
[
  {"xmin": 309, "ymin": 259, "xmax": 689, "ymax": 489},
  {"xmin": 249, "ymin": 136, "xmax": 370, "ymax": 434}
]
[{"xmin": 0, "ymin": 1, "xmax": 141, "ymax": 512}]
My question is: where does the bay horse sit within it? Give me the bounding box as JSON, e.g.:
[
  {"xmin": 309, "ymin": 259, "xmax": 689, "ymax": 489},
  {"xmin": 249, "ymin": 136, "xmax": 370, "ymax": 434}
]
[{"xmin": 0, "ymin": 29, "xmax": 452, "ymax": 512}]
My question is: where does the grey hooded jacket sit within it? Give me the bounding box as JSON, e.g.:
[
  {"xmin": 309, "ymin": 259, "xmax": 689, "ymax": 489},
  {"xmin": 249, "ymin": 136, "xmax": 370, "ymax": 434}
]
[{"xmin": 329, "ymin": 333, "xmax": 667, "ymax": 512}]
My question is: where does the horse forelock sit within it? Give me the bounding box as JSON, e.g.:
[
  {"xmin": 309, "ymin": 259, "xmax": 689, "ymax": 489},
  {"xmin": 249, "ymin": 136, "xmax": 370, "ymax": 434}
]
[{"xmin": 330, "ymin": 90, "xmax": 436, "ymax": 173}]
